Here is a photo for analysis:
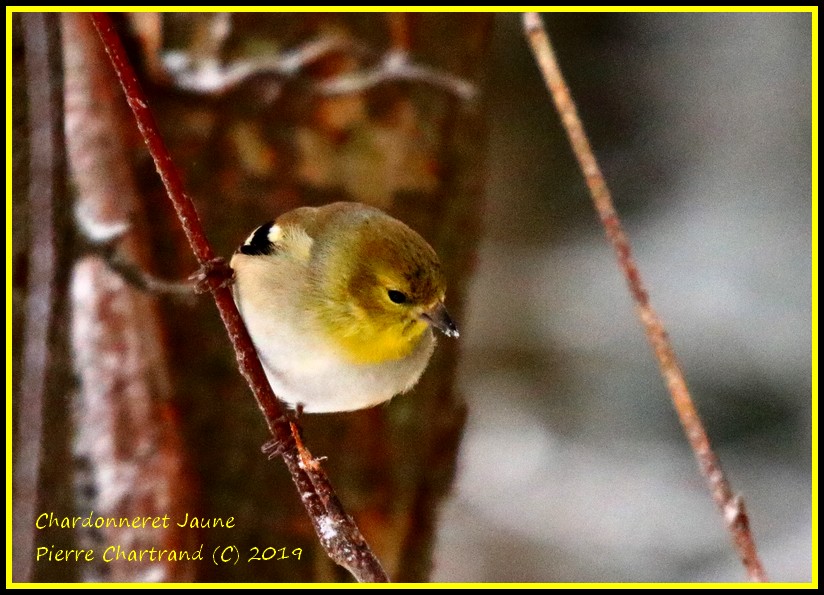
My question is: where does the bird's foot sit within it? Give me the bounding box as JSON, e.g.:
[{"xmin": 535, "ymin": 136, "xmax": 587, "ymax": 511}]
[{"xmin": 189, "ymin": 257, "xmax": 234, "ymax": 294}]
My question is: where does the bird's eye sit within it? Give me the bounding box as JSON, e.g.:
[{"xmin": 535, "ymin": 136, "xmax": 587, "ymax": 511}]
[{"xmin": 387, "ymin": 289, "xmax": 408, "ymax": 304}]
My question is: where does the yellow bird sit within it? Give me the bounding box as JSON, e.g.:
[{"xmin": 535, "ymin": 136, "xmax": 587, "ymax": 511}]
[{"xmin": 230, "ymin": 202, "xmax": 458, "ymax": 413}]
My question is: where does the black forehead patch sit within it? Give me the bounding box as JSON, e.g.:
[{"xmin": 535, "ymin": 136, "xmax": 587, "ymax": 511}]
[{"xmin": 238, "ymin": 221, "xmax": 276, "ymax": 256}]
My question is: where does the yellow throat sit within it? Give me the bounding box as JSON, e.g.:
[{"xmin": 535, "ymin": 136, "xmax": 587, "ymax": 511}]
[{"xmin": 325, "ymin": 315, "xmax": 430, "ymax": 364}]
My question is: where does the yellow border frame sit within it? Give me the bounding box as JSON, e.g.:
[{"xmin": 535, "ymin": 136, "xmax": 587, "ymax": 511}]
[{"xmin": 5, "ymin": 6, "xmax": 818, "ymax": 589}]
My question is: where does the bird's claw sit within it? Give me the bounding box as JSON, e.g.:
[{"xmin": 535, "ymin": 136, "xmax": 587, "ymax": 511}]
[
  {"xmin": 261, "ymin": 434, "xmax": 295, "ymax": 460},
  {"xmin": 189, "ymin": 257, "xmax": 234, "ymax": 294}
]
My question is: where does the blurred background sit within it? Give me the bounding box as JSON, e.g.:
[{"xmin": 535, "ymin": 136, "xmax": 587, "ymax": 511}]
[
  {"xmin": 12, "ymin": 11, "xmax": 812, "ymax": 584},
  {"xmin": 433, "ymin": 12, "xmax": 812, "ymax": 582}
]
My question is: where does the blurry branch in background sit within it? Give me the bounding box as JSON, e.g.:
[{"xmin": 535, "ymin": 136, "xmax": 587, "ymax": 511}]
[
  {"xmin": 13, "ymin": 12, "xmax": 67, "ymax": 583},
  {"xmin": 75, "ymin": 219, "xmax": 195, "ymax": 301},
  {"xmin": 315, "ymin": 13, "xmax": 477, "ymax": 100},
  {"xmin": 89, "ymin": 12, "xmax": 389, "ymax": 583},
  {"xmin": 161, "ymin": 29, "xmax": 362, "ymax": 96},
  {"xmin": 522, "ymin": 12, "xmax": 769, "ymax": 583},
  {"xmin": 133, "ymin": 12, "xmax": 476, "ymax": 102}
]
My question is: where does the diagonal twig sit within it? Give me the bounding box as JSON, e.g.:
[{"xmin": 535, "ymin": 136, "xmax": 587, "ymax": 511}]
[
  {"xmin": 89, "ymin": 12, "xmax": 388, "ymax": 583},
  {"xmin": 522, "ymin": 12, "xmax": 768, "ymax": 583}
]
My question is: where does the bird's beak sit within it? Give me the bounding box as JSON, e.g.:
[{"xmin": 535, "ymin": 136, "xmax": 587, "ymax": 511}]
[{"xmin": 421, "ymin": 302, "xmax": 460, "ymax": 338}]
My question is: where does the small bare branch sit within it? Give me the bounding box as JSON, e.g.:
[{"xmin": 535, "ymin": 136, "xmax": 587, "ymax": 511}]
[{"xmin": 522, "ymin": 12, "xmax": 768, "ymax": 583}]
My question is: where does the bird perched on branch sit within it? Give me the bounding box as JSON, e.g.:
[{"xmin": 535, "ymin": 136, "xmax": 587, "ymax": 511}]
[{"xmin": 230, "ymin": 201, "xmax": 458, "ymax": 413}]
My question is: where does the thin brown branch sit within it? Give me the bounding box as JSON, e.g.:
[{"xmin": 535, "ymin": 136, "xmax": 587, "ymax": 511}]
[
  {"xmin": 522, "ymin": 12, "xmax": 768, "ymax": 583},
  {"xmin": 89, "ymin": 12, "xmax": 388, "ymax": 583},
  {"xmin": 13, "ymin": 12, "xmax": 65, "ymax": 583}
]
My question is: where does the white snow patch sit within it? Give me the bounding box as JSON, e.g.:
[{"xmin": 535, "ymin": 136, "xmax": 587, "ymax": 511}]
[{"xmin": 318, "ymin": 516, "xmax": 338, "ymax": 540}]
